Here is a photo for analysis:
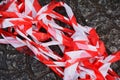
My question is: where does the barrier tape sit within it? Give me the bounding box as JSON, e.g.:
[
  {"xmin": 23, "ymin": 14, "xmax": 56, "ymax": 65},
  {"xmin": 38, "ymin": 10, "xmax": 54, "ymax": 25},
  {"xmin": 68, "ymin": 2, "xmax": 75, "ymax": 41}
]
[{"xmin": 0, "ymin": 0, "xmax": 120, "ymax": 80}]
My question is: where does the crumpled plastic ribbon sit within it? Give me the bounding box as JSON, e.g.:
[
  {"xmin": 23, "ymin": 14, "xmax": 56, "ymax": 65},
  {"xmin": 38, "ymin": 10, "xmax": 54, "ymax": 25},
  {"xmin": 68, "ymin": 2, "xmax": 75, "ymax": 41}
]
[{"xmin": 0, "ymin": 0, "xmax": 120, "ymax": 80}]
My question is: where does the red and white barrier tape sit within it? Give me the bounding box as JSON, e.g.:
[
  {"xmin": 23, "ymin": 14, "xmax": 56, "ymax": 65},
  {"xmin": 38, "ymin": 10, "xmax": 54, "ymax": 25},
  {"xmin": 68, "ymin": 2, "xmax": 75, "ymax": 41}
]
[{"xmin": 0, "ymin": 0, "xmax": 120, "ymax": 80}]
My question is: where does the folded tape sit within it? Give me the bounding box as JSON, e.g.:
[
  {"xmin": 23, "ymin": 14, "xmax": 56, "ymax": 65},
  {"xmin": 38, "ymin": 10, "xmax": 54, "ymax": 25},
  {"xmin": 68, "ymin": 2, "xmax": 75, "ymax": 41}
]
[{"xmin": 0, "ymin": 0, "xmax": 120, "ymax": 80}]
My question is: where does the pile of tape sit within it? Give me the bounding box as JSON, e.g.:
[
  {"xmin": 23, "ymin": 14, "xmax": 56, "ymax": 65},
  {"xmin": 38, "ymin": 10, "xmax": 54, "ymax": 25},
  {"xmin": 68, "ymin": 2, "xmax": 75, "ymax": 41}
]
[{"xmin": 0, "ymin": 0, "xmax": 120, "ymax": 80}]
